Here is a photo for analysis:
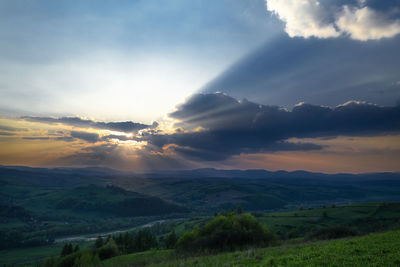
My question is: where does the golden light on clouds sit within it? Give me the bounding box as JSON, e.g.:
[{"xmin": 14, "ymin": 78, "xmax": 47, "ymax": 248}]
[{"xmin": 1, "ymin": 115, "xmax": 400, "ymax": 173}]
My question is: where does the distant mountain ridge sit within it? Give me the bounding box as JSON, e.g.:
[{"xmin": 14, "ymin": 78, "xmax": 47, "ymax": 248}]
[
  {"xmin": 142, "ymin": 168, "xmax": 400, "ymax": 181},
  {"xmin": 1, "ymin": 165, "xmax": 399, "ymax": 182}
]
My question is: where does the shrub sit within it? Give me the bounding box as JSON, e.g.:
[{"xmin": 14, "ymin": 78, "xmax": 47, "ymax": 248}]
[
  {"xmin": 176, "ymin": 212, "xmax": 278, "ymax": 252},
  {"xmin": 57, "ymin": 253, "xmax": 79, "ymax": 267},
  {"xmin": 98, "ymin": 239, "xmax": 119, "ymax": 260}
]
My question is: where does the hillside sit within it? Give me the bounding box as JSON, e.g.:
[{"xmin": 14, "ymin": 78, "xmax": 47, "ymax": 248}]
[
  {"xmin": 1, "ymin": 166, "xmax": 400, "ymax": 255},
  {"xmin": 22, "ymin": 184, "xmax": 188, "ymax": 218},
  {"xmin": 1, "ymin": 203, "xmax": 399, "ymax": 265},
  {"xmin": 103, "ymin": 230, "xmax": 400, "ymax": 266},
  {"xmin": 122, "ymin": 175, "xmax": 400, "ymax": 212},
  {"xmin": 2, "ymin": 166, "xmax": 400, "ymax": 214},
  {"xmin": 0, "ymin": 184, "xmax": 187, "ymax": 250}
]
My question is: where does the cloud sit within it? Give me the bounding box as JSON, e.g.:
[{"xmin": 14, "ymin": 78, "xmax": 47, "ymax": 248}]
[
  {"xmin": 142, "ymin": 93, "xmax": 400, "ymax": 161},
  {"xmin": 170, "ymin": 94, "xmax": 400, "ymax": 135},
  {"xmin": 22, "ymin": 137, "xmax": 50, "ymax": 140},
  {"xmin": 57, "ymin": 144, "xmax": 122, "ymax": 167},
  {"xmin": 17, "ymin": 129, "xmax": 98, "ymax": 143},
  {"xmin": 266, "ymin": 0, "xmax": 340, "ymax": 38},
  {"xmin": 21, "ymin": 116, "xmax": 157, "ymax": 133},
  {"xmin": 0, "ymin": 125, "xmax": 28, "ymax": 132},
  {"xmin": 21, "ymin": 130, "xmax": 131, "ymax": 143},
  {"xmin": 101, "ymin": 134, "xmax": 134, "ymax": 141},
  {"xmin": 266, "ymin": 0, "xmax": 400, "ymax": 40},
  {"xmin": 337, "ymin": 6, "xmax": 400, "ymax": 41},
  {"xmin": 0, "ymin": 131, "xmax": 16, "ymax": 136},
  {"xmin": 19, "ymin": 130, "xmax": 99, "ymax": 143},
  {"xmin": 70, "ymin": 131, "xmax": 100, "ymax": 143}
]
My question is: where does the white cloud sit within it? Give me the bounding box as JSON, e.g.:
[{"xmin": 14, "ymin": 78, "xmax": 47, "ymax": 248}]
[
  {"xmin": 265, "ymin": 0, "xmax": 400, "ymax": 41},
  {"xmin": 336, "ymin": 6, "xmax": 400, "ymax": 41},
  {"xmin": 266, "ymin": 0, "xmax": 340, "ymax": 38}
]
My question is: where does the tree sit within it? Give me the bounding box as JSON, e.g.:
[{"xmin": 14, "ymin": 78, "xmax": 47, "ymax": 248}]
[
  {"xmin": 61, "ymin": 243, "xmax": 73, "ymax": 257},
  {"xmin": 165, "ymin": 231, "xmax": 178, "ymax": 249},
  {"xmin": 73, "ymin": 250, "xmax": 100, "ymax": 267},
  {"xmin": 94, "ymin": 236, "xmax": 103, "ymax": 248},
  {"xmin": 74, "ymin": 244, "xmax": 80, "ymax": 252},
  {"xmin": 134, "ymin": 229, "xmax": 158, "ymax": 252},
  {"xmin": 236, "ymin": 205, "xmax": 243, "ymax": 214}
]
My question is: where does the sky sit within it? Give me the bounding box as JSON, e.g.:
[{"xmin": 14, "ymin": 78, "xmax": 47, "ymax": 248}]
[{"xmin": 0, "ymin": 0, "xmax": 399, "ymax": 173}]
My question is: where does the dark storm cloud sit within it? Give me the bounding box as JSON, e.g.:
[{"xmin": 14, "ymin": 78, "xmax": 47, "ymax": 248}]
[
  {"xmin": 142, "ymin": 93, "xmax": 400, "ymax": 161},
  {"xmin": 170, "ymin": 93, "xmax": 400, "ymax": 136},
  {"xmin": 21, "ymin": 116, "xmax": 158, "ymax": 132},
  {"xmin": 202, "ymin": 35, "xmax": 400, "ymax": 108}
]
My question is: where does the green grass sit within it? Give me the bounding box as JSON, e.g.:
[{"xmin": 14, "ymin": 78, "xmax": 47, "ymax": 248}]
[
  {"xmin": 104, "ymin": 230, "xmax": 400, "ymax": 267},
  {"xmin": 103, "ymin": 250, "xmax": 176, "ymax": 266},
  {"xmin": 256, "ymin": 203, "xmax": 400, "ymax": 238}
]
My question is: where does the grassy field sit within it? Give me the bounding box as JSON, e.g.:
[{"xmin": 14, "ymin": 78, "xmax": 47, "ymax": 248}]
[
  {"xmin": 257, "ymin": 202, "xmax": 400, "ymax": 238},
  {"xmin": 104, "ymin": 230, "xmax": 400, "ymax": 266},
  {"xmin": 1, "ymin": 203, "xmax": 399, "ymax": 266}
]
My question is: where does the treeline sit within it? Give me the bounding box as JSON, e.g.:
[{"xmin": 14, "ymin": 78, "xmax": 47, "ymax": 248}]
[
  {"xmin": 42, "ymin": 228, "xmax": 165, "ymax": 267},
  {"xmin": 96, "ymin": 229, "xmax": 158, "ymax": 254},
  {"xmin": 42, "ymin": 212, "xmax": 280, "ymax": 266}
]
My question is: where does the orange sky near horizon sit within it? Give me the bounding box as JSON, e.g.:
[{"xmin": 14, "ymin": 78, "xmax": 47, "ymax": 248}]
[{"xmin": 1, "ymin": 117, "xmax": 399, "ymax": 174}]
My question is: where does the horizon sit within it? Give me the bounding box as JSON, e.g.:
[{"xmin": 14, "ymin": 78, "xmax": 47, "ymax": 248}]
[{"xmin": 1, "ymin": 164, "xmax": 399, "ymax": 176}]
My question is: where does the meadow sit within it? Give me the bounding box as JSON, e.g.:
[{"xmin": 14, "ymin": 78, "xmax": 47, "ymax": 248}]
[{"xmin": 103, "ymin": 230, "xmax": 400, "ymax": 267}]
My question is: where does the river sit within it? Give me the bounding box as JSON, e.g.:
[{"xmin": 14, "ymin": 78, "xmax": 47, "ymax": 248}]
[{"xmin": 55, "ymin": 218, "xmax": 185, "ymax": 243}]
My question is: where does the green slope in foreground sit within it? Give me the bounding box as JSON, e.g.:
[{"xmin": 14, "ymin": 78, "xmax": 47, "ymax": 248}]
[{"xmin": 104, "ymin": 230, "xmax": 400, "ymax": 267}]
